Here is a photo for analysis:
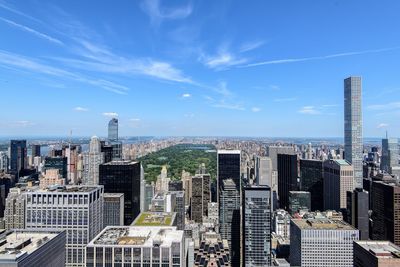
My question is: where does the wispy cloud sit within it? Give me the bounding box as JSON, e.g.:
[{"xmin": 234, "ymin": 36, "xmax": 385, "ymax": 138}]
[
  {"xmin": 200, "ymin": 50, "xmax": 247, "ymax": 70},
  {"xmin": 130, "ymin": 118, "xmax": 141, "ymax": 121},
  {"xmin": 274, "ymin": 97, "xmax": 296, "ymax": 102},
  {"xmin": 377, "ymin": 123, "xmax": 389, "ymax": 129},
  {"xmin": 212, "ymin": 101, "xmax": 245, "ymax": 111},
  {"xmin": 0, "ymin": 50, "xmax": 129, "ymax": 94},
  {"xmin": 239, "ymin": 40, "xmax": 265, "ymax": 53},
  {"xmin": 0, "ymin": 17, "xmax": 63, "ymax": 45},
  {"xmin": 140, "ymin": 0, "xmax": 192, "ymax": 27},
  {"xmin": 103, "ymin": 112, "xmax": 118, "ymax": 117},
  {"xmin": 242, "ymin": 46, "xmax": 400, "ymax": 68},
  {"xmin": 203, "ymin": 82, "xmax": 245, "ymax": 111},
  {"xmin": 298, "ymin": 106, "xmax": 320, "ymax": 115},
  {"xmin": 13, "ymin": 120, "xmax": 36, "ymax": 127},
  {"xmin": 74, "ymin": 107, "xmax": 88, "ymax": 112},
  {"xmin": 0, "ymin": 1, "xmax": 42, "ymax": 23},
  {"xmin": 251, "ymin": 107, "xmax": 261, "ymax": 112},
  {"xmin": 367, "ymin": 102, "xmax": 400, "ymax": 111},
  {"xmin": 181, "ymin": 93, "xmax": 191, "ymax": 98}
]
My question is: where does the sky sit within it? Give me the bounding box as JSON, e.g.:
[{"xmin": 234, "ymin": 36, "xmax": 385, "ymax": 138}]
[{"xmin": 0, "ymin": 0, "xmax": 400, "ymax": 138}]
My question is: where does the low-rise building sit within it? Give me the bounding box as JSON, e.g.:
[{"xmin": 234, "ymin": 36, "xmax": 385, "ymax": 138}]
[{"xmin": 354, "ymin": 241, "xmax": 400, "ymax": 267}]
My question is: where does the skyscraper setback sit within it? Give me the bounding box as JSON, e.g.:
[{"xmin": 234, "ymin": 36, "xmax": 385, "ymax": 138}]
[{"xmin": 344, "ymin": 76, "xmax": 363, "ymax": 188}]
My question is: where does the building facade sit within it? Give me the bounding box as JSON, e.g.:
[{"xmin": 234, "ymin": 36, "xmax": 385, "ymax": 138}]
[
  {"xmin": 354, "ymin": 241, "xmax": 400, "ymax": 267},
  {"xmin": 191, "ymin": 174, "xmax": 210, "ymax": 223},
  {"xmin": 300, "ymin": 159, "xmax": 323, "ymax": 211},
  {"xmin": 277, "ymin": 154, "xmax": 298, "ymax": 210},
  {"xmin": 103, "ymin": 193, "xmax": 124, "ymax": 227}
]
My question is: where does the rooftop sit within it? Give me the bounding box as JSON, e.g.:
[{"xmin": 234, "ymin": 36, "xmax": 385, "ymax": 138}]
[
  {"xmin": 0, "ymin": 230, "xmax": 63, "ymax": 262},
  {"xmin": 132, "ymin": 212, "xmax": 176, "ymax": 227},
  {"xmin": 102, "ymin": 160, "xmax": 138, "ymax": 165},
  {"xmin": 29, "ymin": 185, "xmax": 102, "ymax": 193},
  {"xmin": 356, "ymin": 241, "xmax": 400, "ymax": 259},
  {"xmin": 292, "ymin": 219, "xmax": 356, "ymax": 230},
  {"xmin": 333, "ymin": 159, "xmax": 350, "ymax": 166},
  {"xmin": 89, "ymin": 226, "xmax": 183, "ymax": 247},
  {"xmin": 104, "ymin": 193, "xmax": 124, "ymax": 198},
  {"xmin": 217, "ymin": 149, "xmax": 240, "ymax": 154}
]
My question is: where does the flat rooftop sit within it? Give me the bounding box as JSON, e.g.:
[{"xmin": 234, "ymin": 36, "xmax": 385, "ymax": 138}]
[
  {"xmin": 102, "ymin": 160, "xmax": 138, "ymax": 165},
  {"xmin": 292, "ymin": 219, "xmax": 355, "ymax": 230},
  {"xmin": 31, "ymin": 185, "xmax": 102, "ymax": 193},
  {"xmin": 356, "ymin": 241, "xmax": 400, "ymax": 259},
  {"xmin": 132, "ymin": 212, "xmax": 176, "ymax": 227},
  {"xmin": 217, "ymin": 149, "xmax": 240, "ymax": 154},
  {"xmin": 0, "ymin": 230, "xmax": 62, "ymax": 261},
  {"xmin": 89, "ymin": 226, "xmax": 182, "ymax": 247},
  {"xmin": 104, "ymin": 193, "xmax": 124, "ymax": 198},
  {"xmin": 333, "ymin": 159, "xmax": 350, "ymax": 166}
]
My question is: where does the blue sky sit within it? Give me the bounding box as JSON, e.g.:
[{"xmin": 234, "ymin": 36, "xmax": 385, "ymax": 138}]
[{"xmin": 0, "ymin": 0, "xmax": 400, "ymax": 138}]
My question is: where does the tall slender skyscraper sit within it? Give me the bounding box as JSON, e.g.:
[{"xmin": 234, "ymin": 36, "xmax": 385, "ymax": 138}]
[
  {"xmin": 85, "ymin": 136, "xmax": 104, "ymax": 185},
  {"xmin": 381, "ymin": 137, "xmax": 399, "ymax": 173},
  {"xmin": 108, "ymin": 118, "xmax": 118, "ymax": 141},
  {"xmin": 344, "ymin": 76, "xmax": 363, "ymax": 188},
  {"xmin": 10, "ymin": 140, "xmax": 27, "ymax": 179}
]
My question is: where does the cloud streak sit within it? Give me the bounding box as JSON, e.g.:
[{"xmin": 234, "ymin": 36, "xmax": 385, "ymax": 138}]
[
  {"xmin": 239, "ymin": 40, "xmax": 265, "ymax": 53},
  {"xmin": 0, "ymin": 17, "xmax": 63, "ymax": 45},
  {"xmin": 242, "ymin": 46, "xmax": 400, "ymax": 68},
  {"xmin": 140, "ymin": 0, "xmax": 192, "ymax": 27}
]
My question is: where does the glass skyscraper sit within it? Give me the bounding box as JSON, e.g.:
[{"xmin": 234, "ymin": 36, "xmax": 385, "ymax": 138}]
[
  {"xmin": 108, "ymin": 118, "xmax": 118, "ymax": 141},
  {"xmin": 344, "ymin": 76, "xmax": 363, "ymax": 188},
  {"xmin": 10, "ymin": 140, "xmax": 27, "ymax": 179}
]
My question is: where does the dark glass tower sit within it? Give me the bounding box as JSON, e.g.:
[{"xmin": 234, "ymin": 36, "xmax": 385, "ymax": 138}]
[
  {"xmin": 277, "ymin": 154, "xmax": 298, "ymax": 210},
  {"xmin": 99, "ymin": 161, "xmax": 141, "ymax": 225},
  {"xmin": 31, "ymin": 144, "xmax": 41, "ymax": 158},
  {"xmin": 300, "ymin": 159, "xmax": 323, "ymax": 211},
  {"xmin": 43, "ymin": 156, "xmax": 68, "ymax": 178},
  {"xmin": 10, "ymin": 140, "xmax": 27, "ymax": 180},
  {"xmin": 346, "ymin": 188, "xmax": 369, "ymax": 240}
]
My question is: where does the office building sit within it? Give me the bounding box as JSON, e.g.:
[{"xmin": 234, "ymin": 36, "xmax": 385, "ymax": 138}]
[
  {"xmin": 381, "ymin": 137, "xmax": 399, "ymax": 174},
  {"xmin": 243, "ymin": 186, "xmax": 272, "ymax": 266},
  {"xmin": 143, "ymin": 183, "xmax": 154, "ymax": 211},
  {"xmin": 168, "ymin": 180, "xmax": 183, "ymax": 191},
  {"xmin": 155, "ymin": 166, "xmax": 170, "ymax": 193},
  {"xmin": 0, "ymin": 230, "xmax": 66, "ymax": 267},
  {"xmin": 300, "ymin": 159, "xmax": 324, "ymax": 211},
  {"xmin": 277, "ymin": 154, "xmax": 298, "ymax": 210},
  {"xmin": 108, "ymin": 118, "xmax": 118, "ymax": 141},
  {"xmin": 101, "ymin": 143, "xmax": 113, "ymax": 164},
  {"xmin": 288, "ymin": 191, "xmax": 311, "ymax": 215},
  {"xmin": 103, "ymin": 193, "xmax": 124, "ymax": 227},
  {"xmin": 170, "ymin": 191, "xmax": 185, "ymax": 230},
  {"xmin": 290, "ymin": 219, "xmax": 359, "ymax": 267},
  {"xmin": 266, "ymin": 145, "xmax": 295, "ymax": 171},
  {"xmin": 31, "ymin": 144, "xmax": 41, "ymax": 158},
  {"xmin": 43, "ymin": 156, "xmax": 68, "ymax": 178},
  {"xmin": 110, "ymin": 142, "xmax": 122, "ymax": 161},
  {"xmin": 25, "ymin": 185, "xmax": 104, "ymax": 267},
  {"xmin": 219, "ymin": 179, "xmax": 240, "ymax": 266},
  {"xmin": 0, "ymin": 152, "xmax": 8, "ymax": 172},
  {"xmin": 99, "ymin": 161, "xmax": 142, "ymax": 225},
  {"xmin": 354, "ymin": 241, "xmax": 400, "ymax": 267},
  {"xmin": 346, "ymin": 188, "xmax": 369, "ymax": 240},
  {"xmin": 206, "ymin": 202, "xmax": 219, "ymax": 227},
  {"xmin": 10, "ymin": 140, "xmax": 27, "ymax": 179},
  {"xmin": 273, "ymin": 209, "xmax": 291, "ymax": 238},
  {"xmin": 191, "ymin": 174, "xmax": 210, "ymax": 223},
  {"xmin": 39, "ymin": 169, "xmax": 66, "ymax": 189},
  {"xmin": 194, "ymin": 231, "xmax": 231, "ymax": 267},
  {"xmin": 323, "ymin": 159, "xmax": 354, "ymax": 211},
  {"xmin": 85, "ymin": 136, "xmax": 104, "ymax": 185},
  {"xmin": 86, "ymin": 226, "xmax": 185, "ymax": 267},
  {"xmin": 217, "ymin": 150, "xmax": 241, "ymax": 194},
  {"xmin": 4, "ymin": 188, "xmax": 26, "ymax": 230},
  {"xmin": 255, "ymin": 156, "xmax": 273, "ymax": 186},
  {"xmin": 151, "ymin": 192, "xmax": 176, "ymax": 213},
  {"xmin": 371, "ymin": 181, "xmax": 400, "ymax": 246},
  {"xmin": 344, "ymin": 76, "xmax": 363, "ymax": 188},
  {"xmin": 181, "ymin": 170, "xmax": 192, "ymax": 206}
]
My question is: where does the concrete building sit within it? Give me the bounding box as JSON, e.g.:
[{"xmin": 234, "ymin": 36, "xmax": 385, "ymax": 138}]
[
  {"xmin": 132, "ymin": 212, "xmax": 177, "ymax": 227},
  {"xmin": 191, "ymin": 174, "xmax": 210, "ymax": 223},
  {"xmin": 243, "ymin": 186, "xmax": 271, "ymax": 266},
  {"xmin": 0, "ymin": 151, "xmax": 9, "ymax": 172},
  {"xmin": 273, "ymin": 209, "xmax": 291, "ymax": 239},
  {"xmin": 181, "ymin": 170, "xmax": 192, "ymax": 206},
  {"xmin": 25, "ymin": 185, "xmax": 104, "ymax": 267},
  {"xmin": 170, "ymin": 191, "xmax": 185, "ymax": 230},
  {"xmin": 288, "ymin": 191, "xmax": 311, "ymax": 215},
  {"xmin": 354, "ymin": 241, "xmax": 400, "ymax": 267},
  {"xmin": 300, "ymin": 159, "xmax": 324, "ymax": 211},
  {"xmin": 206, "ymin": 202, "xmax": 219, "ymax": 227},
  {"xmin": 194, "ymin": 231, "xmax": 231, "ymax": 267},
  {"xmin": 0, "ymin": 230, "xmax": 66, "ymax": 267},
  {"xmin": 219, "ymin": 178, "xmax": 240, "ymax": 266},
  {"xmin": 39, "ymin": 169, "xmax": 65, "ymax": 189},
  {"xmin": 4, "ymin": 188, "xmax": 26, "ymax": 230},
  {"xmin": 346, "ymin": 188, "xmax": 369, "ymax": 240},
  {"xmin": 85, "ymin": 136, "xmax": 104, "ymax": 185},
  {"xmin": 255, "ymin": 156, "xmax": 273, "ymax": 186},
  {"xmin": 290, "ymin": 219, "xmax": 359, "ymax": 267},
  {"xmin": 86, "ymin": 226, "xmax": 185, "ymax": 267},
  {"xmin": 323, "ymin": 159, "xmax": 354, "ymax": 211},
  {"xmin": 103, "ymin": 193, "xmax": 124, "ymax": 227},
  {"xmin": 344, "ymin": 76, "xmax": 363, "ymax": 188},
  {"xmin": 43, "ymin": 156, "xmax": 68, "ymax": 180},
  {"xmin": 266, "ymin": 145, "xmax": 295, "ymax": 171},
  {"xmin": 371, "ymin": 181, "xmax": 400, "ymax": 246},
  {"xmin": 151, "ymin": 192, "xmax": 176, "ymax": 213},
  {"xmin": 155, "ymin": 166, "xmax": 170, "ymax": 193}
]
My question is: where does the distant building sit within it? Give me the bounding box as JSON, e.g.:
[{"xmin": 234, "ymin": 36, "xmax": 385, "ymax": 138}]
[
  {"xmin": 191, "ymin": 174, "xmax": 210, "ymax": 223},
  {"xmin": 43, "ymin": 156, "xmax": 68, "ymax": 179},
  {"xmin": 151, "ymin": 192, "xmax": 176, "ymax": 213},
  {"xmin": 273, "ymin": 209, "xmax": 291, "ymax": 238},
  {"xmin": 206, "ymin": 202, "xmax": 219, "ymax": 227},
  {"xmin": 39, "ymin": 169, "xmax": 65, "ymax": 189},
  {"xmin": 103, "ymin": 193, "xmax": 124, "ymax": 227},
  {"xmin": 266, "ymin": 146, "xmax": 295, "ymax": 171},
  {"xmin": 323, "ymin": 159, "xmax": 354, "ymax": 211},
  {"xmin": 371, "ymin": 181, "xmax": 400, "ymax": 246},
  {"xmin": 194, "ymin": 231, "xmax": 231, "ymax": 267},
  {"xmin": 143, "ymin": 183, "xmax": 154, "ymax": 211},
  {"xmin": 290, "ymin": 219, "xmax": 359, "ymax": 267},
  {"xmin": 99, "ymin": 161, "xmax": 142, "ymax": 225},
  {"xmin": 108, "ymin": 118, "xmax": 118, "ymax": 141},
  {"xmin": 168, "ymin": 180, "xmax": 183, "ymax": 191},
  {"xmin": 85, "ymin": 136, "xmax": 104, "ymax": 185},
  {"xmin": 217, "ymin": 150, "xmax": 241, "ymax": 194},
  {"xmin": 381, "ymin": 138, "xmax": 400, "ymax": 179},
  {"xmin": 4, "ymin": 188, "xmax": 26, "ymax": 230},
  {"xmin": 344, "ymin": 76, "xmax": 363, "ymax": 188},
  {"xmin": 155, "ymin": 166, "xmax": 170, "ymax": 193},
  {"xmin": 10, "ymin": 140, "xmax": 27, "ymax": 180},
  {"xmin": 0, "ymin": 152, "xmax": 9, "ymax": 173},
  {"xmin": 277, "ymin": 154, "xmax": 298, "ymax": 210},
  {"xmin": 31, "ymin": 144, "xmax": 41, "ymax": 158},
  {"xmin": 300, "ymin": 159, "xmax": 323, "ymax": 211},
  {"xmin": 181, "ymin": 170, "xmax": 192, "ymax": 206},
  {"xmin": 243, "ymin": 185, "xmax": 271, "ymax": 266},
  {"xmin": 0, "ymin": 230, "xmax": 66, "ymax": 267},
  {"xmin": 170, "ymin": 191, "xmax": 185, "ymax": 230},
  {"xmin": 86, "ymin": 226, "xmax": 185, "ymax": 267},
  {"xmin": 288, "ymin": 191, "xmax": 311, "ymax": 215},
  {"xmin": 25, "ymin": 185, "xmax": 104, "ymax": 267},
  {"xmin": 255, "ymin": 156, "xmax": 273, "ymax": 186},
  {"xmin": 219, "ymin": 178, "xmax": 240, "ymax": 266},
  {"xmin": 346, "ymin": 188, "xmax": 369, "ymax": 240},
  {"xmin": 354, "ymin": 240, "xmax": 400, "ymax": 267}
]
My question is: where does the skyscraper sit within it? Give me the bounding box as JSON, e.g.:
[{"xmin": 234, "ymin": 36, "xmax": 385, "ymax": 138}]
[
  {"xmin": 191, "ymin": 174, "xmax": 211, "ymax": 223},
  {"xmin": 381, "ymin": 137, "xmax": 399, "ymax": 176},
  {"xmin": 10, "ymin": 140, "xmax": 27, "ymax": 179},
  {"xmin": 85, "ymin": 136, "xmax": 104, "ymax": 185},
  {"xmin": 344, "ymin": 76, "xmax": 363, "ymax": 188},
  {"xmin": 31, "ymin": 144, "xmax": 41, "ymax": 158},
  {"xmin": 108, "ymin": 118, "xmax": 118, "ymax": 141},
  {"xmin": 217, "ymin": 150, "xmax": 241, "ymax": 193},
  {"xmin": 99, "ymin": 161, "xmax": 142, "ymax": 225},
  {"xmin": 255, "ymin": 156, "xmax": 273, "ymax": 186},
  {"xmin": 299, "ymin": 159, "xmax": 323, "ymax": 211},
  {"xmin": 243, "ymin": 185, "xmax": 271, "ymax": 266},
  {"xmin": 346, "ymin": 188, "xmax": 369, "ymax": 240},
  {"xmin": 288, "ymin": 191, "xmax": 311, "ymax": 215},
  {"xmin": 43, "ymin": 156, "xmax": 68, "ymax": 178},
  {"xmin": 277, "ymin": 154, "xmax": 298, "ymax": 210},
  {"xmin": 103, "ymin": 193, "xmax": 124, "ymax": 227}
]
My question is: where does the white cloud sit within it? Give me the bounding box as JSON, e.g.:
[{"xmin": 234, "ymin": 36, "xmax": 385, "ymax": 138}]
[
  {"xmin": 377, "ymin": 123, "xmax": 389, "ymax": 128},
  {"xmin": 367, "ymin": 102, "xmax": 400, "ymax": 111},
  {"xmin": 103, "ymin": 112, "xmax": 118, "ymax": 117},
  {"xmin": 212, "ymin": 101, "xmax": 245, "ymax": 111},
  {"xmin": 0, "ymin": 17, "xmax": 63, "ymax": 45},
  {"xmin": 251, "ymin": 107, "xmax": 261, "ymax": 112},
  {"xmin": 200, "ymin": 50, "xmax": 247, "ymax": 70},
  {"xmin": 181, "ymin": 93, "xmax": 191, "ymax": 98},
  {"xmin": 140, "ymin": 0, "xmax": 192, "ymax": 27},
  {"xmin": 239, "ymin": 40, "xmax": 265, "ymax": 53},
  {"xmin": 130, "ymin": 118, "xmax": 141, "ymax": 121},
  {"xmin": 14, "ymin": 120, "xmax": 35, "ymax": 127},
  {"xmin": 298, "ymin": 106, "xmax": 320, "ymax": 115},
  {"xmin": 74, "ymin": 107, "xmax": 88, "ymax": 112}
]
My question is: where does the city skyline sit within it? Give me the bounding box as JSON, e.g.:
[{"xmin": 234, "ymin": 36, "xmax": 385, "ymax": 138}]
[{"xmin": 1, "ymin": 0, "xmax": 400, "ymax": 137}]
